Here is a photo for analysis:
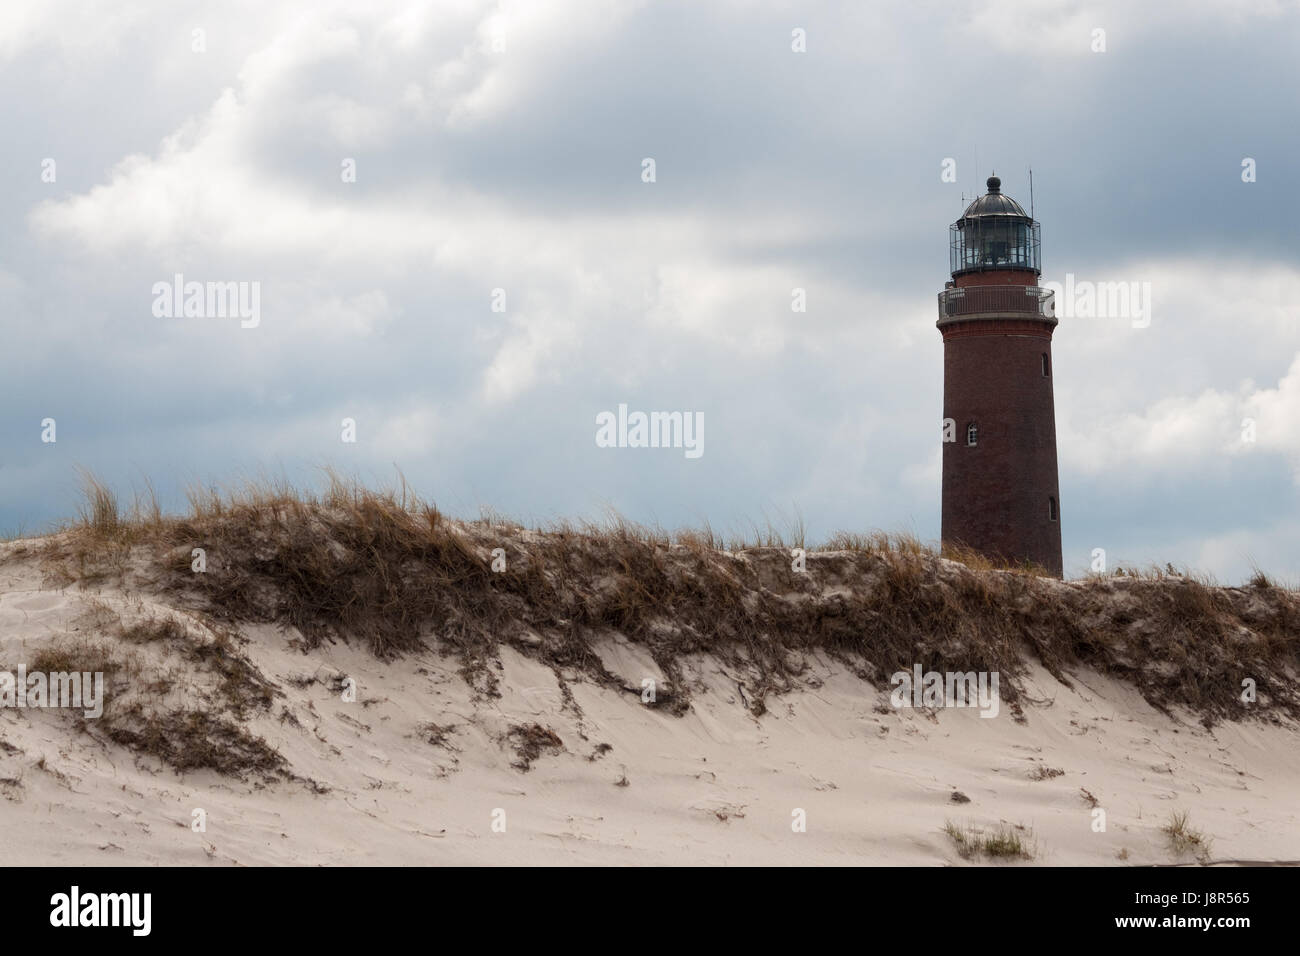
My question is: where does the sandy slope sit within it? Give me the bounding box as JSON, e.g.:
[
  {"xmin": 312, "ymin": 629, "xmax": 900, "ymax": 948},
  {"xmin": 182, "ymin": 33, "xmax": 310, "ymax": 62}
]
[{"xmin": 2, "ymin": 553, "xmax": 1298, "ymax": 866}]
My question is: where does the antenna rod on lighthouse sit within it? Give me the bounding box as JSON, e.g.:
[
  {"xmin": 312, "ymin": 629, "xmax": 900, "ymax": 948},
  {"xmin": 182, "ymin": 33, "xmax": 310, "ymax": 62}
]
[{"xmin": 1029, "ymin": 167, "xmax": 1034, "ymax": 219}]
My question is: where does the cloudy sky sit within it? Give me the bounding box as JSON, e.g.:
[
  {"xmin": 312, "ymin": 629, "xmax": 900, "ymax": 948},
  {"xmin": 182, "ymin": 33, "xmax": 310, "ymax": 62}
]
[{"xmin": 2, "ymin": 0, "xmax": 1298, "ymax": 581}]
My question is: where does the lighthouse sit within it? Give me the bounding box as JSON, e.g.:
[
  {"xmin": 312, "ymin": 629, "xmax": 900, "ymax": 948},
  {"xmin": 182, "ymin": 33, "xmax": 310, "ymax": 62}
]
[{"xmin": 938, "ymin": 176, "xmax": 1062, "ymax": 577}]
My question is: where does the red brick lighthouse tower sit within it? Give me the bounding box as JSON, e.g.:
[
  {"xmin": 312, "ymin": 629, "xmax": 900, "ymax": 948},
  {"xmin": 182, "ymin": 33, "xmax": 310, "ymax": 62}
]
[{"xmin": 938, "ymin": 175, "xmax": 1062, "ymax": 577}]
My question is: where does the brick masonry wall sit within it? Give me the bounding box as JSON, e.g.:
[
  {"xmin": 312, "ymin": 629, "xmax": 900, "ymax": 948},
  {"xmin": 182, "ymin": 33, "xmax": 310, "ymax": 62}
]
[
  {"xmin": 954, "ymin": 269, "xmax": 1039, "ymax": 288},
  {"xmin": 941, "ymin": 321, "xmax": 1063, "ymax": 577}
]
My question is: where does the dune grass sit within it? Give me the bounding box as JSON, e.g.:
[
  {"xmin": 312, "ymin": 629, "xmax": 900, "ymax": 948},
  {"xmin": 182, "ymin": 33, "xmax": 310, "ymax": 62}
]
[
  {"xmin": 944, "ymin": 820, "xmax": 1037, "ymax": 861},
  {"xmin": 1163, "ymin": 810, "xmax": 1213, "ymax": 862},
  {"xmin": 16, "ymin": 471, "xmax": 1300, "ymax": 725}
]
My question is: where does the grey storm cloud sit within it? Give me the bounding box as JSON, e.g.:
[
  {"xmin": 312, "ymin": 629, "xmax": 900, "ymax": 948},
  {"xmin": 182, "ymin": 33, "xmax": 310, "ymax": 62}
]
[{"xmin": 1, "ymin": 0, "xmax": 1298, "ymax": 581}]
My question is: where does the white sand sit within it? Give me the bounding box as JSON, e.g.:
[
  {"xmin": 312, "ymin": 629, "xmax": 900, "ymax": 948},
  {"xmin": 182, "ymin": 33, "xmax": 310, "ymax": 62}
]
[{"xmin": 2, "ymin": 550, "xmax": 1298, "ymax": 866}]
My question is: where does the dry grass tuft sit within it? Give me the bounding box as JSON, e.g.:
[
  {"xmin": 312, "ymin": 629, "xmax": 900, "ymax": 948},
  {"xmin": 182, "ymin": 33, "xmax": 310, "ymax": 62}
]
[
  {"xmin": 1163, "ymin": 810, "xmax": 1213, "ymax": 861},
  {"xmin": 944, "ymin": 820, "xmax": 1037, "ymax": 860},
  {"xmin": 505, "ymin": 723, "xmax": 564, "ymax": 771},
  {"xmin": 75, "ymin": 470, "xmax": 120, "ymax": 537},
  {"xmin": 28, "ymin": 639, "xmax": 122, "ymax": 678},
  {"xmin": 119, "ymin": 615, "xmax": 188, "ymax": 644},
  {"xmin": 103, "ymin": 708, "xmax": 284, "ymax": 777},
  {"xmin": 420, "ymin": 722, "xmax": 459, "ymax": 750}
]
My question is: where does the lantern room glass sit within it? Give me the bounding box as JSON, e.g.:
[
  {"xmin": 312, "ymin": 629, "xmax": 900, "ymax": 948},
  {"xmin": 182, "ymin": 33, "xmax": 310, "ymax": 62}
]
[{"xmin": 950, "ymin": 218, "xmax": 1040, "ymax": 275}]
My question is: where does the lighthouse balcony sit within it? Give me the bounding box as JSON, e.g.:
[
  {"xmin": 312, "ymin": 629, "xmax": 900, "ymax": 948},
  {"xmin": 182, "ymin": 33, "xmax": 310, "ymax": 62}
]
[{"xmin": 936, "ymin": 285, "xmax": 1056, "ymax": 326}]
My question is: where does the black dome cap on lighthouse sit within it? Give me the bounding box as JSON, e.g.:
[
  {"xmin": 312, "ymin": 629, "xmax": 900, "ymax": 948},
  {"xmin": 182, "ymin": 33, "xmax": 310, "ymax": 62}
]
[
  {"xmin": 949, "ymin": 172, "xmax": 1041, "ymax": 276},
  {"xmin": 959, "ymin": 174, "xmax": 1030, "ymax": 220}
]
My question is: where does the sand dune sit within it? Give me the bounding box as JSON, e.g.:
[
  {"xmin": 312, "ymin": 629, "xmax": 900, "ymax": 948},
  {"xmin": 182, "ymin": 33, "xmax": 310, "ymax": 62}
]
[{"xmin": 3, "ymin": 533, "xmax": 1298, "ymax": 866}]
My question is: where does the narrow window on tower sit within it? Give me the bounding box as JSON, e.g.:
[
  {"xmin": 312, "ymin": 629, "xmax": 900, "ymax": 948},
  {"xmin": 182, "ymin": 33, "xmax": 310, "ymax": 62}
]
[
  {"xmin": 1048, "ymin": 496, "xmax": 1058, "ymax": 521},
  {"xmin": 1041, "ymin": 352, "xmax": 1050, "ymax": 377},
  {"xmin": 966, "ymin": 422, "xmax": 978, "ymax": 446}
]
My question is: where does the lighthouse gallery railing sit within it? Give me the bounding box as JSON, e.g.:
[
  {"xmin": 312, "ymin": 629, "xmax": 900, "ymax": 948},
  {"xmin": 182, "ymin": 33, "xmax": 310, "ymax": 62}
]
[{"xmin": 937, "ymin": 285, "xmax": 1056, "ymax": 322}]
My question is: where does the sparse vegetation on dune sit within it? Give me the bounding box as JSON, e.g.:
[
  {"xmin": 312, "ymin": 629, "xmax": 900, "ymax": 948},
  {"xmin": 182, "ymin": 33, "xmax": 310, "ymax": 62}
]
[
  {"xmin": 13, "ymin": 472, "xmax": 1300, "ymax": 727},
  {"xmin": 1, "ymin": 586, "xmax": 285, "ymax": 780},
  {"xmin": 28, "ymin": 638, "xmax": 124, "ymax": 680},
  {"xmin": 944, "ymin": 820, "xmax": 1037, "ymax": 861},
  {"xmin": 103, "ymin": 707, "xmax": 286, "ymax": 778},
  {"xmin": 1163, "ymin": 810, "xmax": 1213, "ymax": 862},
  {"xmin": 505, "ymin": 723, "xmax": 564, "ymax": 771}
]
